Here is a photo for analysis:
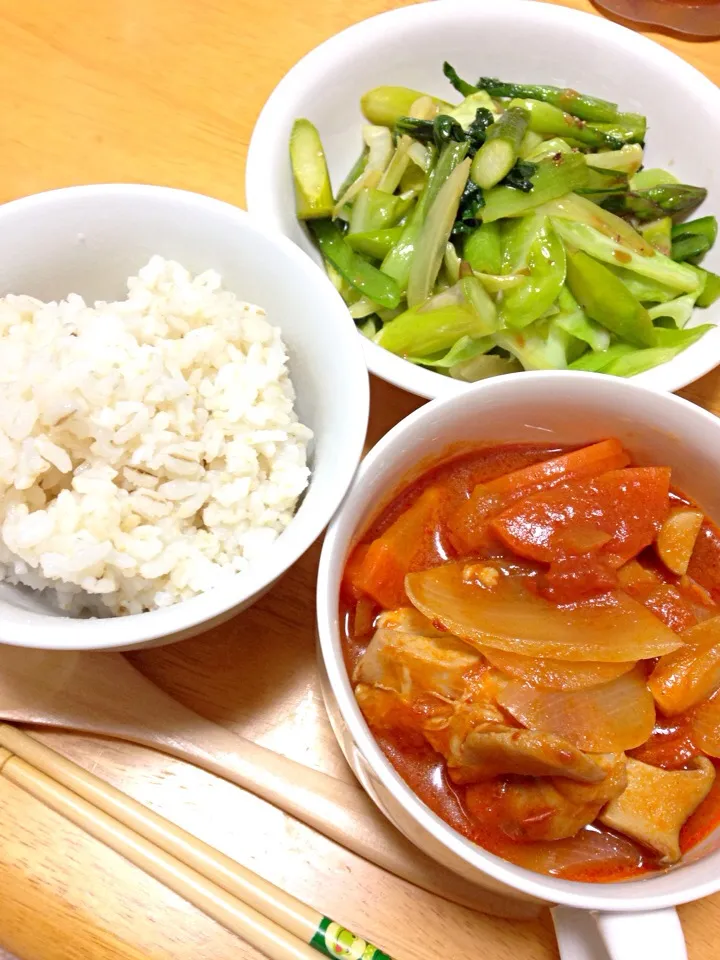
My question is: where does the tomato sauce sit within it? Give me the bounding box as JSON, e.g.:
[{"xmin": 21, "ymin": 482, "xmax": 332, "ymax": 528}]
[{"xmin": 341, "ymin": 441, "xmax": 720, "ymax": 881}]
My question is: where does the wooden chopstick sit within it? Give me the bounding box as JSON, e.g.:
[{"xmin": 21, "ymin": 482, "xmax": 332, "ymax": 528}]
[{"xmin": 0, "ymin": 724, "xmax": 393, "ymax": 960}]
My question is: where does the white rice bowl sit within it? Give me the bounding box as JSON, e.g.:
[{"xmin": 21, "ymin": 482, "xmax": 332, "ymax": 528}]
[{"xmin": 0, "ymin": 256, "xmax": 312, "ymax": 616}]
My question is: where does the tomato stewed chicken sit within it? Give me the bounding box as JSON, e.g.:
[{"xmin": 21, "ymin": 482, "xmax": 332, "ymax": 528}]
[{"xmin": 341, "ymin": 440, "xmax": 720, "ymax": 881}]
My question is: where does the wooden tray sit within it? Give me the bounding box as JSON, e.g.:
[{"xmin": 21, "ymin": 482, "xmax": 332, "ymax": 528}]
[{"xmin": 0, "ymin": 1, "xmax": 719, "ymax": 958}]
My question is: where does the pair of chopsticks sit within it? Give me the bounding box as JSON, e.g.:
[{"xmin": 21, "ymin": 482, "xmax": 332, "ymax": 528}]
[{"xmin": 0, "ymin": 724, "xmax": 394, "ymax": 960}]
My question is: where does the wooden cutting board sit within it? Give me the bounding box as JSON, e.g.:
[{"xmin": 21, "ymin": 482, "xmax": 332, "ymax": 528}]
[{"xmin": 0, "ymin": 1, "xmax": 719, "ymax": 958}]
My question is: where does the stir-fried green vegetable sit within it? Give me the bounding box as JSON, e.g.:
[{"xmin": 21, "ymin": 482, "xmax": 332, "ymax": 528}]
[
  {"xmin": 290, "ymin": 66, "xmax": 716, "ymax": 382},
  {"xmin": 471, "ymin": 108, "xmax": 529, "ymax": 190},
  {"xmin": 290, "ymin": 119, "xmax": 334, "ymax": 219}
]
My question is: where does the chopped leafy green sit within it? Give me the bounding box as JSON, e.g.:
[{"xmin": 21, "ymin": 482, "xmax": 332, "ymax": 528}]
[{"xmin": 442, "ymin": 62, "xmax": 477, "ymax": 98}]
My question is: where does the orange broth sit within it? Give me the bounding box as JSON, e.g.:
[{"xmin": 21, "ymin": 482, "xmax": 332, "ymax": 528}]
[{"xmin": 340, "ymin": 442, "xmax": 720, "ymax": 881}]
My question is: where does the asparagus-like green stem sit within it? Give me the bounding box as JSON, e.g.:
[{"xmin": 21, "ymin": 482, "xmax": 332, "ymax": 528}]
[
  {"xmin": 508, "ymin": 98, "xmax": 622, "ymax": 149},
  {"xmin": 290, "ymin": 119, "xmax": 334, "ymax": 219},
  {"xmin": 361, "ymin": 86, "xmax": 450, "ymax": 127},
  {"xmin": 474, "ymin": 77, "xmax": 618, "ymax": 123},
  {"xmin": 603, "ymin": 184, "xmax": 708, "ymax": 224},
  {"xmin": 470, "ymin": 108, "xmax": 529, "ymax": 190}
]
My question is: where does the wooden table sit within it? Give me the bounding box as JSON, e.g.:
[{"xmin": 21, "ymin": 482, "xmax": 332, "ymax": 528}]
[{"xmin": 0, "ymin": 1, "xmax": 718, "ymax": 958}]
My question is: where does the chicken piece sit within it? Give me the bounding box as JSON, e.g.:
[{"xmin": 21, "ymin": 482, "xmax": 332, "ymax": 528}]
[
  {"xmin": 448, "ymin": 727, "xmax": 610, "ymax": 785},
  {"xmin": 422, "ymin": 693, "xmax": 608, "ymax": 784},
  {"xmin": 355, "ymin": 683, "xmax": 454, "ymax": 746},
  {"xmin": 355, "ymin": 617, "xmax": 615, "ymax": 787},
  {"xmin": 375, "ymin": 607, "xmax": 447, "ymax": 636},
  {"xmin": 423, "ymin": 698, "xmax": 506, "ymax": 758},
  {"xmin": 353, "ymin": 625, "xmax": 480, "ymax": 701},
  {"xmin": 466, "ymin": 754, "xmax": 628, "ymax": 842},
  {"xmin": 600, "ymin": 756, "xmax": 715, "ymax": 863}
]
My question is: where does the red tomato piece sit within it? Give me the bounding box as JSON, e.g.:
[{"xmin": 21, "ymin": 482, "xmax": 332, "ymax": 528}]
[
  {"xmin": 638, "ymin": 584, "xmax": 698, "ymax": 634},
  {"xmin": 628, "ymin": 716, "xmax": 701, "ymax": 771},
  {"xmin": 492, "ymin": 467, "xmax": 671, "ymax": 568},
  {"xmin": 688, "ymin": 521, "xmax": 720, "ymax": 605},
  {"xmin": 541, "ymin": 554, "xmax": 619, "ymax": 603},
  {"xmin": 447, "ymin": 439, "xmax": 630, "ymax": 554}
]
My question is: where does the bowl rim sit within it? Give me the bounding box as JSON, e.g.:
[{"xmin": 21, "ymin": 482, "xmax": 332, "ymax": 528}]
[
  {"xmin": 0, "ymin": 183, "xmax": 370, "ymax": 650},
  {"xmin": 316, "ymin": 370, "xmax": 720, "ymax": 910},
  {"xmin": 246, "ymin": 0, "xmax": 720, "ymax": 401}
]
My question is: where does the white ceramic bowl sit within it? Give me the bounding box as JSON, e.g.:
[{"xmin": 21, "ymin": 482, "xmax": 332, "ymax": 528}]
[
  {"xmin": 316, "ymin": 371, "xmax": 720, "ymax": 958},
  {"xmin": 246, "ymin": 0, "xmax": 720, "ymax": 400},
  {"xmin": 0, "ymin": 184, "xmax": 369, "ymax": 651}
]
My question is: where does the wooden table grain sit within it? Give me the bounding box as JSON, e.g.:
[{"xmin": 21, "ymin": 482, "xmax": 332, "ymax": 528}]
[{"xmin": 0, "ymin": 1, "xmax": 719, "ymax": 958}]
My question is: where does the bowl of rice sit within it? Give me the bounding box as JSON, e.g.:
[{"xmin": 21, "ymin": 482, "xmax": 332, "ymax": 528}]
[{"xmin": 0, "ymin": 184, "xmax": 369, "ymax": 650}]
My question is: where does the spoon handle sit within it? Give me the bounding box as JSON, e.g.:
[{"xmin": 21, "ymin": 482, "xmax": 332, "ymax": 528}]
[{"xmin": 146, "ymin": 717, "xmax": 538, "ymax": 919}]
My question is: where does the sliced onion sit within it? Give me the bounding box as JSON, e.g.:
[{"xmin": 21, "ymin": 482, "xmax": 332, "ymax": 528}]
[
  {"xmin": 650, "ymin": 616, "xmax": 720, "ymax": 715},
  {"xmin": 508, "ymin": 827, "xmax": 648, "ymax": 880},
  {"xmin": 465, "ymin": 799, "xmax": 648, "ymax": 879},
  {"xmin": 479, "ymin": 647, "xmax": 636, "ymax": 691},
  {"xmin": 497, "ymin": 667, "xmax": 656, "ymax": 751},
  {"xmin": 691, "ymin": 692, "xmax": 720, "ymax": 758},
  {"xmin": 405, "ymin": 562, "xmax": 682, "ymax": 662}
]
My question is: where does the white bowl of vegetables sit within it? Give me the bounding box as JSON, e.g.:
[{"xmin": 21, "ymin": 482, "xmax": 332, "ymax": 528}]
[{"xmin": 246, "ymin": 0, "xmax": 720, "ymax": 399}]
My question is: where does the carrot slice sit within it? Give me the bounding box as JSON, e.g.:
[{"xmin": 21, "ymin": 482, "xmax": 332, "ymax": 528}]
[
  {"xmin": 342, "ymin": 544, "xmax": 371, "ymax": 600},
  {"xmin": 448, "ymin": 439, "xmax": 631, "ymax": 553},
  {"xmin": 492, "ymin": 467, "xmax": 671, "ymax": 568},
  {"xmin": 346, "ymin": 487, "xmax": 447, "ymax": 608},
  {"xmin": 618, "ymin": 559, "xmax": 698, "ymax": 633}
]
